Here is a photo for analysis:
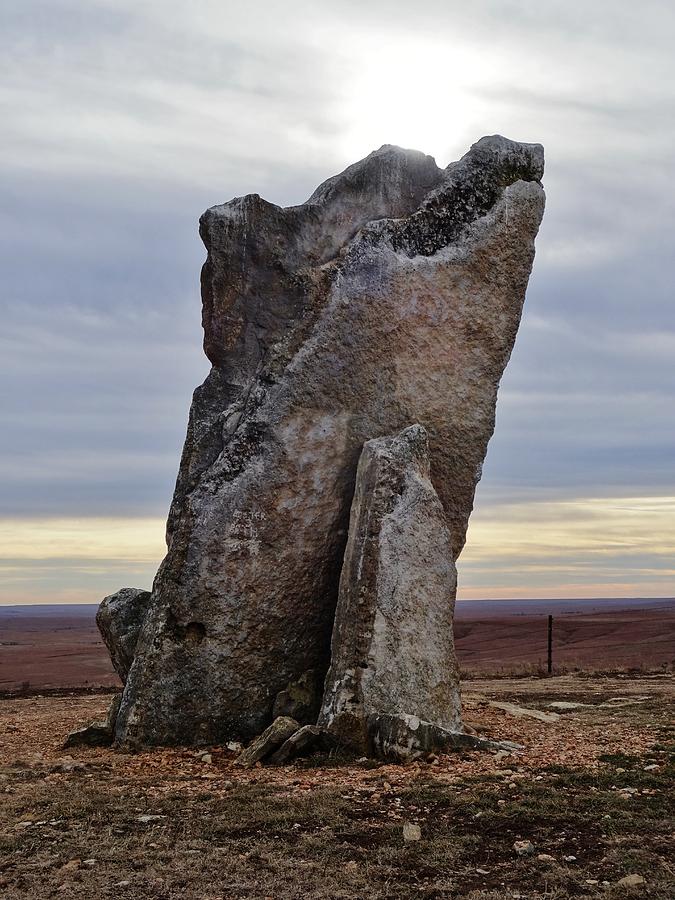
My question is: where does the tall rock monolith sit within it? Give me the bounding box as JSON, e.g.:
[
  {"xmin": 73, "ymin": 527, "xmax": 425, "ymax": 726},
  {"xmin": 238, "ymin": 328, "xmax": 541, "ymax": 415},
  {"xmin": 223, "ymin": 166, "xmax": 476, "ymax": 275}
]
[{"xmin": 110, "ymin": 135, "xmax": 545, "ymax": 746}]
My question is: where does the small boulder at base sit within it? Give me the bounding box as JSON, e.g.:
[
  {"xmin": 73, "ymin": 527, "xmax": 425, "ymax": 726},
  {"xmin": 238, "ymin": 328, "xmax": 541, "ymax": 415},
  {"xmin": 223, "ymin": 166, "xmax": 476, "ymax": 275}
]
[
  {"xmin": 63, "ymin": 723, "xmax": 112, "ymax": 749},
  {"xmin": 96, "ymin": 588, "xmax": 151, "ymax": 683},
  {"xmin": 235, "ymin": 717, "xmax": 300, "ymax": 767},
  {"xmin": 63, "ymin": 694, "xmax": 122, "ymax": 749}
]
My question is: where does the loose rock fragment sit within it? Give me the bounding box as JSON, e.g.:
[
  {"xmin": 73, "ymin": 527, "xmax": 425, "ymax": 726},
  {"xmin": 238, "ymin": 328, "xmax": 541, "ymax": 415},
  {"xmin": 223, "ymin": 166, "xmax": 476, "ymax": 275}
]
[
  {"xmin": 235, "ymin": 717, "xmax": 300, "ymax": 767},
  {"xmin": 403, "ymin": 822, "xmax": 422, "ymax": 843},
  {"xmin": 616, "ymin": 874, "xmax": 646, "ymax": 887},
  {"xmin": 513, "ymin": 840, "xmax": 535, "ymax": 857}
]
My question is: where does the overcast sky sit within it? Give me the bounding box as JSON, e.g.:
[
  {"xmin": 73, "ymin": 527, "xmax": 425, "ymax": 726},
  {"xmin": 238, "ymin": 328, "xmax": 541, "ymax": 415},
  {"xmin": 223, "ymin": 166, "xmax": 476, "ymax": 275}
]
[{"xmin": 1, "ymin": 0, "xmax": 674, "ymax": 604}]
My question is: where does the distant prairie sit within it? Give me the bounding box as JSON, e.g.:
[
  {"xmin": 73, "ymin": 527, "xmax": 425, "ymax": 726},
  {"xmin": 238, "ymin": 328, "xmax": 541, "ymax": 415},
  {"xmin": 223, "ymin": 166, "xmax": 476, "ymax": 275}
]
[{"xmin": 1, "ymin": 598, "xmax": 673, "ymax": 693}]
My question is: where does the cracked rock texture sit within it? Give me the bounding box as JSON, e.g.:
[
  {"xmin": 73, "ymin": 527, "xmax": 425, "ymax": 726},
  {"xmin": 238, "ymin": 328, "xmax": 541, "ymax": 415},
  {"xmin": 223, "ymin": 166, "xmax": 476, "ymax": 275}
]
[
  {"xmin": 112, "ymin": 135, "xmax": 545, "ymax": 746},
  {"xmin": 318, "ymin": 426, "xmax": 462, "ymax": 756}
]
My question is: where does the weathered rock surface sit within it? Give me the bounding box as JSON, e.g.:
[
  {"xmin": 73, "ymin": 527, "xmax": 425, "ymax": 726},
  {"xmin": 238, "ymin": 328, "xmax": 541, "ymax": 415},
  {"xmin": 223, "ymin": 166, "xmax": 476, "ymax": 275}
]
[
  {"xmin": 235, "ymin": 716, "xmax": 299, "ymax": 767},
  {"xmin": 365, "ymin": 713, "xmax": 521, "ymax": 760},
  {"xmin": 96, "ymin": 588, "xmax": 151, "ymax": 683},
  {"xmin": 111, "ymin": 135, "xmax": 544, "ymax": 746},
  {"xmin": 318, "ymin": 425, "xmax": 462, "ymax": 754}
]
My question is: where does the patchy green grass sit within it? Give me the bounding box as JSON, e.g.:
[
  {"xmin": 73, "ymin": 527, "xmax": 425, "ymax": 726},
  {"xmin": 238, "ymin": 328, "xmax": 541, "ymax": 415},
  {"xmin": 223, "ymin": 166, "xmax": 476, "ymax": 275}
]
[{"xmin": 1, "ymin": 750, "xmax": 673, "ymax": 899}]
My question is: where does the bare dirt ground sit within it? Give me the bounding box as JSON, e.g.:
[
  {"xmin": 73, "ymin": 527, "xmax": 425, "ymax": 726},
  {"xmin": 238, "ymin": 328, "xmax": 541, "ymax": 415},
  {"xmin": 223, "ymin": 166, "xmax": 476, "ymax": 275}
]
[{"xmin": 1, "ymin": 674, "xmax": 673, "ymax": 899}]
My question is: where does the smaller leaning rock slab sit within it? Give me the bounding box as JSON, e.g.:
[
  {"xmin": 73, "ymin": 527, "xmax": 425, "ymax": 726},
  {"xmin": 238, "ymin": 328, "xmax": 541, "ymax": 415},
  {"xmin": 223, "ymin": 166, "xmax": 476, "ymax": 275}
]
[
  {"xmin": 235, "ymin": 717, "xmax": 300, "ymax": 767},
  {"xmin": 319, "ymin": 425, "xmax": 463, "ymax": 758}
]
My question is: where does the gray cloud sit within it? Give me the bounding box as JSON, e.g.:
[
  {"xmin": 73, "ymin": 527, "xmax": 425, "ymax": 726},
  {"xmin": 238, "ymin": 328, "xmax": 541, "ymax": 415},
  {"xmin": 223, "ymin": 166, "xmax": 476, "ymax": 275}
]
[{"xmin": 1, "ymin": 1, "xmax": 674, "ymax": 599}]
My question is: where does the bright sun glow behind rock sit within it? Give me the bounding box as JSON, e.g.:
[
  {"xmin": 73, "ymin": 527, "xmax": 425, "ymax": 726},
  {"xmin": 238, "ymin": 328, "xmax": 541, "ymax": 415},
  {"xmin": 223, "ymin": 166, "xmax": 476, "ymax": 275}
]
[{"xmin": 337, "ymin": 36, "xmax": 499, "ymax": 166}]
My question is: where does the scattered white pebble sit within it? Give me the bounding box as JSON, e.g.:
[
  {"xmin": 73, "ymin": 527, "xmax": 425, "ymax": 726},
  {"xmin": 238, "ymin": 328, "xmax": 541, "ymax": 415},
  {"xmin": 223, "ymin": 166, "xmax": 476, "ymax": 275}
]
[
  {"xmin": 403, "ymin": 822, "xmax": 421, "ymax": 843},
  {"xmin": 616, "ymin": 874, "xmax": 646, "ymax": 887}
]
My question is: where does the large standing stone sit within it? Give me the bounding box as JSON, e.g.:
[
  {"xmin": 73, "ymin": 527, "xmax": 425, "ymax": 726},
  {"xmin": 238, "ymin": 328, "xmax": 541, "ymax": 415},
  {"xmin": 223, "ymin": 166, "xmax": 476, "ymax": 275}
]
[
  {"xmin": 318, "ymin": 425, "xmax": 462, "ymax": 755},
  {"xmin": 112, "ymin": 136, "xmax": 545, "ymax": 746}
]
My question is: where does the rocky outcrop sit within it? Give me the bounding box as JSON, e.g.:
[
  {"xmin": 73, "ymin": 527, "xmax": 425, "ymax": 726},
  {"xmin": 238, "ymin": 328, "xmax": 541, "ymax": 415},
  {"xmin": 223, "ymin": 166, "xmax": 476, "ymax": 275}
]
[
  {"xmin": 96, "ymin": 588, "xmax": 151, "ymax": 683},
  {"xmin": 110, "ymin": 135, "xmax": 545, "ymax": 747},
  {"xmin": 318, "ymin": 425, "xmax": 462, "ymax": 756}
]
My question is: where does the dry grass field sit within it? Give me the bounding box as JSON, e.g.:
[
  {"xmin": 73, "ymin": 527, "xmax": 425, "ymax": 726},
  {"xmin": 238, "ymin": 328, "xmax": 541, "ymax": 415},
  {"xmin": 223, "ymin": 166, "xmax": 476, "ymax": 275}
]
[{"xmin": 1, "ymin": 674, "xmax": 673, "ymax": 899}]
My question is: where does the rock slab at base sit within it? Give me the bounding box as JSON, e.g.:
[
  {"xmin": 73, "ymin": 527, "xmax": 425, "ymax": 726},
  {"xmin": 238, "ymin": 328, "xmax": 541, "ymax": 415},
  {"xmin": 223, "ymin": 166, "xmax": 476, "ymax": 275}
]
[
  {"xmin": 64, "ymin": 695, "xmax": 122, "ymax": 748},
  {"xmin": 365, "ymin": 713, "xmax": 522, "ymax": 760},
  {"xmin": 268, "ymin": 725, "xmax": 332, "ymax": 765},
  {"xmin": 108, "ymin": 136, "xmax": 545, "ymax": 746},
  {"xmin": 235, "ymin": 717, "xmax": 300, "ymax": 767},
  {"xmin": 318, "ymin": 425, "xmax": 463, "ymax": 755}
]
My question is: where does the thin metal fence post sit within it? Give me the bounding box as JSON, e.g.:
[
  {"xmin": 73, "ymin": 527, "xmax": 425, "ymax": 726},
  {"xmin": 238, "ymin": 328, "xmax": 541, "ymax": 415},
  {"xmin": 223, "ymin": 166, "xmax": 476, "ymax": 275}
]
[{"xmin": 547, "ymin": 614, "xmax": 553, "ymax": 675}]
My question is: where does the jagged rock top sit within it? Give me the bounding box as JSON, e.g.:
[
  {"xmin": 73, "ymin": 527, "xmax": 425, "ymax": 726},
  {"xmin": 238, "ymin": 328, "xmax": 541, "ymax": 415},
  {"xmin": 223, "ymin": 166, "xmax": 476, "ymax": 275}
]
[{"xmin": 198, "ymin": 136, "xmax": 544, "ymax": 368}]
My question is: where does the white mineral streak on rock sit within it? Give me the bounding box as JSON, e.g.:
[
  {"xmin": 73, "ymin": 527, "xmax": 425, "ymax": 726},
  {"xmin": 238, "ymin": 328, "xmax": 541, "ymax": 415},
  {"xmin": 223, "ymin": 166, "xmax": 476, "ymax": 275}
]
[{"xmin": 106, "ymin": 136, "xmax": 545, "ymax": 746}]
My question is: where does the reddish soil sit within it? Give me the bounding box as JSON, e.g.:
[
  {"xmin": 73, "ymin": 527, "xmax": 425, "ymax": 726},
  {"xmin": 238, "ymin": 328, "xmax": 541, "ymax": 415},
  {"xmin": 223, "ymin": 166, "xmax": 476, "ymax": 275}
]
[
  {"xmin": 0, "ymin": 609, "xmax": 120, "ymax": 693},
  {"xmin": 1, "ymin": 601, "xmax": 674, "ymax": 692}
]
